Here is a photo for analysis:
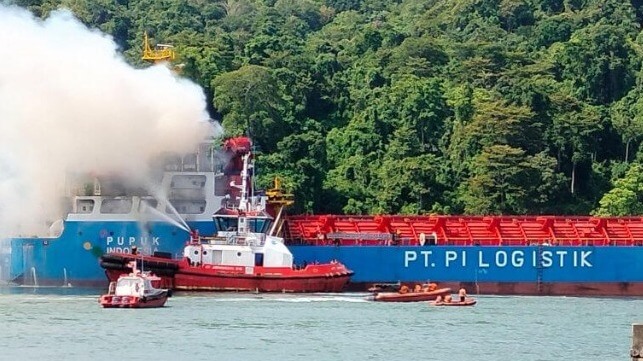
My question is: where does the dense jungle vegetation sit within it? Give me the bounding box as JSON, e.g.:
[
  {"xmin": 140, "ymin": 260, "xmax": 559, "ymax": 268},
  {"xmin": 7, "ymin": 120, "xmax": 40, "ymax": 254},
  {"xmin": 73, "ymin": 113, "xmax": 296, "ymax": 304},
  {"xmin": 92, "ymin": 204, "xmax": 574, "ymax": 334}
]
[{"xmin": 14, "ymin": 0, "xmax": 643, "ymax": 216}]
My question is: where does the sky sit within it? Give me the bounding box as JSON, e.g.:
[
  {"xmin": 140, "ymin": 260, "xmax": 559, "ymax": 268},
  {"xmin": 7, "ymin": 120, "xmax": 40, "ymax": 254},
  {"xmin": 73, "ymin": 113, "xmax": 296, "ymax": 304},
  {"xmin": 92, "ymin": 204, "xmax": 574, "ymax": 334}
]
[{"xmin": 0, "ymin": 4, "xmax": 218, "ymax": 237}]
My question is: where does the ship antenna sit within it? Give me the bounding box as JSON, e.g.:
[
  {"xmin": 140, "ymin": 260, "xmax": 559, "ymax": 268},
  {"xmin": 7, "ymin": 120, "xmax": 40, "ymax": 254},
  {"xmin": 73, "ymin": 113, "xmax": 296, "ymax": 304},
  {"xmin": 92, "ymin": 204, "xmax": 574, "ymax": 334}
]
[{"xmin": 238, "ymin": 153, "xmax": 250, "ymax": 212}]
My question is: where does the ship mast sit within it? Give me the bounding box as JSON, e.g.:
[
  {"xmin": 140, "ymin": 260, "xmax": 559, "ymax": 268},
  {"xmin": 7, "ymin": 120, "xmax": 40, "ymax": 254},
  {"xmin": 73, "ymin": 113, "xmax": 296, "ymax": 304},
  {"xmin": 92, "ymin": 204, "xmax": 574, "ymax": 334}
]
[
  {"xmin": 238, "ymin": 153, "xmax": 250, "ymax": 212},
  {"xmin": 235, "ymin": 153, "xmax": 252, "ymax": 234}
]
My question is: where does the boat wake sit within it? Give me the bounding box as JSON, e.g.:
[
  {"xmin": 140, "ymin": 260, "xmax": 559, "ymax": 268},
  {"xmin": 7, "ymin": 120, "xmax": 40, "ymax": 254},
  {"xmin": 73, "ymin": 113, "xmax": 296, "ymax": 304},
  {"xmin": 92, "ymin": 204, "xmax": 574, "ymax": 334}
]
[
  {"xmin": 266, "ymin": 294, "xmax": 369, "ymax": 303},
  {"xmin": 185, "ymin": 293, "xmax": 370, "ymax": 303}
]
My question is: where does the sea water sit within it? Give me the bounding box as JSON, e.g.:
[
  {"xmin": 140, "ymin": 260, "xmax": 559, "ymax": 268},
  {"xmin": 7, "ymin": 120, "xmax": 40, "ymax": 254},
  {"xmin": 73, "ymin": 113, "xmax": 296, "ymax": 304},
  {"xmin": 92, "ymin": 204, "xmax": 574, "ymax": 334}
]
[{"xmin": 0, "ymin": 288, "xmax": 639, "ymax": 361}]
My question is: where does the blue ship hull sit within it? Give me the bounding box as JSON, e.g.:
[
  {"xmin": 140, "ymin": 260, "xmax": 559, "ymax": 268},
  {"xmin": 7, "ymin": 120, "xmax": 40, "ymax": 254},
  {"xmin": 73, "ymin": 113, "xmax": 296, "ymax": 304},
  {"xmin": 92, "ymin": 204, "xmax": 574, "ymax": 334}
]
[
  {"xmin": 9, "ymin": 220, "xmax": 211, "ymax": 287},
  {"xmin": 9, "ymin": 222, "xmax": 643, "ymax": 295},
  {"xmin": 289, "ymin": 245, "xmax": 643, "ymax": 295}
]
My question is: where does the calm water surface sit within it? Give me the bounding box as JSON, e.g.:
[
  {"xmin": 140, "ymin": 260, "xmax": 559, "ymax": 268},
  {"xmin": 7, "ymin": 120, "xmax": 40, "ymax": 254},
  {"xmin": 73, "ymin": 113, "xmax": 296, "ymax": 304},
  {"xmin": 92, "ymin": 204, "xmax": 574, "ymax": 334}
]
[{"xmin": 0, "ymin": 287, "xmax": 639, "ymax": 361}]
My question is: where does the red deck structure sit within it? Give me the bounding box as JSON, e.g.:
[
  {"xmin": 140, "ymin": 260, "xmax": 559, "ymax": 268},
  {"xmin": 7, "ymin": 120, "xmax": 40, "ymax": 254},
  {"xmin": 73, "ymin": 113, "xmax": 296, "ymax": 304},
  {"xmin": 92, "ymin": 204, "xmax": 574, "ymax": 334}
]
[{"xmin": 282, "ymin": 215, "xmax": 643, "ymax": 247}]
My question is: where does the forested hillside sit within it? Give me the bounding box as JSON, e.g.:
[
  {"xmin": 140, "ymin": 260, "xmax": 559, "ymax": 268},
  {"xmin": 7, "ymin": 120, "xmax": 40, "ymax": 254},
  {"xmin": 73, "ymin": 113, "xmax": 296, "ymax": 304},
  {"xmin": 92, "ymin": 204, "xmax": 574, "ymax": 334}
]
[{"xmin": 13, "ymin": 0, "xmax": 643, "ymax": 216}]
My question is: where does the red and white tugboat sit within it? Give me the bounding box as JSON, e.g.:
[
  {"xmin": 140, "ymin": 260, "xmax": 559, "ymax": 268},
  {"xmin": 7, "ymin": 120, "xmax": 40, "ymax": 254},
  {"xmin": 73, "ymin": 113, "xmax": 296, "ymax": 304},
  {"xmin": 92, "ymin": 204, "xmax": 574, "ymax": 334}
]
[
  {"xmin": 101, "ymin": 150, "xmax": 354, "ymax": 293},
  {"xmin": 99, "ymin": 261, "xmax": 170, "ymax": 308}
]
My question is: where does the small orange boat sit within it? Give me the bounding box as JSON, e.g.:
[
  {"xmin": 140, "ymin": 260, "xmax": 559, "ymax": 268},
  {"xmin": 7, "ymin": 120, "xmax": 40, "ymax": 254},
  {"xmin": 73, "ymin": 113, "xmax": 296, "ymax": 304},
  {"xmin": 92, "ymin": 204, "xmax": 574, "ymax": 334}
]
[
  {"xmin": 370, "ymin": 287, "xmax": 451, "ymax": 302},
  {"xmin": 429, "ymin": 297, "xmax": 477, "ymax": 307}
]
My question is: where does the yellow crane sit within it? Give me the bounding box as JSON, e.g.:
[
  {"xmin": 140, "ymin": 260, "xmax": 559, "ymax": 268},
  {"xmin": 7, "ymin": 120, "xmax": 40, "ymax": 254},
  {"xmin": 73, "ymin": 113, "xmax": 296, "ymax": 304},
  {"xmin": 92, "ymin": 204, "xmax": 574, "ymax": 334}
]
[
  {"xmin": 141, "ymin": 32, "xmax": 185, "ymax": 73},
  {"xmin": 266, "ymin": 177, "xmax": 294, "ymax": 208},
  {"xmin": 266, "ymin": 177, "xmax": 295, "ymax": 237},
  {"xmin": 142, "ymin": 32, "xmax": 175, "ymax": 63}
]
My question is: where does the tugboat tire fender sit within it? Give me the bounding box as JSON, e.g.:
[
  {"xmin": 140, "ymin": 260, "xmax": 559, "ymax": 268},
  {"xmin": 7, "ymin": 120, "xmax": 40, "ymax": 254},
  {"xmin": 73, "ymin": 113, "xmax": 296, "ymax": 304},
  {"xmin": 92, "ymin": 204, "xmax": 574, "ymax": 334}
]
[
  {"xmin": 137, "ymin": 260, "xmax": 179, "ymax": 271},
  {"xmin": 99, "ymin": 261, "xmax": 127, "ymax": 270},
  {"xmin": 100, "ymin": 254, "xmax": 127, "ymax": 264}
]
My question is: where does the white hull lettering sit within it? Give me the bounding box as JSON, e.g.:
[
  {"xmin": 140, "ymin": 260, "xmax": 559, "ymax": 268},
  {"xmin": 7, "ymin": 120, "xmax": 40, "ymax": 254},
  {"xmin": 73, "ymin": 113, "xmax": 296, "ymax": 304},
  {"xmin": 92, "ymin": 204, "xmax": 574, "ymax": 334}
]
[
  {"xmin": 541, "ymin": 251, "xmax": 552, "ymax": 267},
  {"xmin": 405, "ymin": 250, "xmax": 593, "ymax": 269},
  {"xmin": 420, "ymin": 250, "xmax": 433, "ymax": 267},
  {"xmin": 445, "ymin": 251, "xmax": 457, "ymax": 267},
  {"xmin": 512, "ymin": 251, "xmax": 524, "ymax": 267},
  {"xmin": 404, "ymin": 251, "xmax": 417, "ymax": 267},
  {"xmin": 106, "ymin": 236, "xmax": 162, "ymax": 247},
  {"xmin": 106, "ymin": 247, "xmax": 159, "ymax": 254},
  {"xmin": 478, "ymin": 251, "xmax": 489, "ymax": 268},
  {"xmin": 443, "ymin": 251, "xmax": 467, "ymax": 267},
  {"xmin": 581, "ymin": 251, "xmax": 592, "ymax": 267},
  {"xmin": 495, "ymin": 251, "xmax": 507, "ymax": 267},
  {"xmin": 557, "ymin": 250, "xmax": 567, "ymax": 267}
]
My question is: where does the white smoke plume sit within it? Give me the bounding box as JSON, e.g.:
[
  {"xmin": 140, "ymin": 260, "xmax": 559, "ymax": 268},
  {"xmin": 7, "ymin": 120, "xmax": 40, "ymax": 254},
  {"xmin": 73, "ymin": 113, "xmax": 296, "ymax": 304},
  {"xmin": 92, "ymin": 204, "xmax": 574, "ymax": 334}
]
[{"xmin": 0, "ymin": 5, "xmax": 217, "ymax": 237}]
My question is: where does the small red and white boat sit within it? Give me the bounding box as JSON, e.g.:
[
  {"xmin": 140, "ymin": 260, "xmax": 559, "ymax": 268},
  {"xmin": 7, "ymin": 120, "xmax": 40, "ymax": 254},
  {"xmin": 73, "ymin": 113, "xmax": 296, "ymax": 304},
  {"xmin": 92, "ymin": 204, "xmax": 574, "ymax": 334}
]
[
  {"xmin": 370, "ymin": 287, "xmax": 451, "ymax": 302},
  {"xmin": 100, "ymin": 151, "xmax": 353, "ymax": 293},
  {"xmin": 99, "ymin": 262, "xmax": 170, "ymax": 308},
  {"xmin": 428, "ymin": 297, "xmax": 477, "ymax": 307}
]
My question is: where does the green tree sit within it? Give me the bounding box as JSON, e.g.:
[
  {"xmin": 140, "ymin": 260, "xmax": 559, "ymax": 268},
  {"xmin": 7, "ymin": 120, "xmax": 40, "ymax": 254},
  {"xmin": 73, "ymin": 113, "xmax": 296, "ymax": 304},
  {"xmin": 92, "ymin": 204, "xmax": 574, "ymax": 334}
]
[
  {"xmin": 212, "ymin": 65, "xmax": 285, "ymax": 151},
  {"xmin": 593, "ymin": 163, "xmax": 643, "ymax": 216},
  {"xmin": 257, "ymin": 122, "xmax": 327, "ymax": 214},
  {"xmin": 461, "ymin": 145, "xmax": 535, "ymax": 214},
  {"xmin": 611, "ymin": 88, "xmax": 643, "ymax": 162},
  {"xmin": 556, "ymin": 23, "xmax": 635, "ymax": 104},
  {"xmin": 548, "ymin": 95, "xmax": 603, "ymax": 194}
]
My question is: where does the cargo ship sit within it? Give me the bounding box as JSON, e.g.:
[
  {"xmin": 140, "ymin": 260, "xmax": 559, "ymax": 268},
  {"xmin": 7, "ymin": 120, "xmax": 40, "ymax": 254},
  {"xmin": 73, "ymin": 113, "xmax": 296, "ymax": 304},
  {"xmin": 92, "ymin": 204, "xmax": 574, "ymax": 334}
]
[{"xmin": 5, "ymin": 130, "xmax": 643, "ymax": 295}]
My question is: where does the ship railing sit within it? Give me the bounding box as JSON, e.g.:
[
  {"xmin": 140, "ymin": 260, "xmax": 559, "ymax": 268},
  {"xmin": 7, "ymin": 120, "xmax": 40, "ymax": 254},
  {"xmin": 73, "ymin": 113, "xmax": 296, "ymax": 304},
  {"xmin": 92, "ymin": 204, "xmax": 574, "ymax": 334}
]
[
  {"xmin": 203, "ymin": 236, "xmax": 228, "ymax": 245},
  {"xmin": 287, "ymin": 231, "xmax": 643, "ymax": 246},
  {"xmin": 228, "ymin": 234, "xmax": 266, "ymax": 247}
]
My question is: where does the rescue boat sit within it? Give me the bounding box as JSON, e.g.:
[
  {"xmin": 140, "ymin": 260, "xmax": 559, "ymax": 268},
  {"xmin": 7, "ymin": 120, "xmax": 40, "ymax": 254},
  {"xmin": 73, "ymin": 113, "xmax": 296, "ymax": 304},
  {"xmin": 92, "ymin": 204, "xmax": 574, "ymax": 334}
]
[
  {"xmin": 369, "ymin": 287, "xmax": 451, "ymax": 302},
  {"xmin": 99, "ymin": 261, "xmax": 169, "ymax": 308}
]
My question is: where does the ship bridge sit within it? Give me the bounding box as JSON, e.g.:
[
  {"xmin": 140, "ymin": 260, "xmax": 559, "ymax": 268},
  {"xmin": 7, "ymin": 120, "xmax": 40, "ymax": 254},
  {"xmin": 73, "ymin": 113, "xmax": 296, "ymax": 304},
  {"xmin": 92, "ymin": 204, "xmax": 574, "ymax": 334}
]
[{"xmin": 282, "ymin": 215, "xmax": 643, "ymax": 247}]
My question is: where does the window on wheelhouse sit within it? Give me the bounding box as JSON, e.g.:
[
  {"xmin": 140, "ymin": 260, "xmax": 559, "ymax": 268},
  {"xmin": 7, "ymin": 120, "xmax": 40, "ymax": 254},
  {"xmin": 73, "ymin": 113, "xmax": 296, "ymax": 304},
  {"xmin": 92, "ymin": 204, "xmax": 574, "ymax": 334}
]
[
  {"xmin": 139, "ymin": 198, "xmax": 158, "ymax": 212},
  {"xmin": 247, "ymin": 217, "xmax": 271, "ymax": 233},
  {"xmin": 100, "ymin": 198, "xmax": 133, "ymax": 214},
  {"xmin": 214, "ymin": 216, "xmax": 238, "ymax": 232},
  {"xmin": 75, "ymin": 199, "xmax": 94, "ymax": 214},
  {"xmin": 214, "ymin": 216, "xmax": 272, "ymax": 233}
]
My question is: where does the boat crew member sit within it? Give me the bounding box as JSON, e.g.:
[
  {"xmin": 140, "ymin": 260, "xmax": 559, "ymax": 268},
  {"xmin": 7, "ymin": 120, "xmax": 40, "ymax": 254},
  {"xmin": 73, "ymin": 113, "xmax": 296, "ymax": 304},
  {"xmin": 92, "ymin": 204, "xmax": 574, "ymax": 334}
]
[
  {"xmin": 458, "ymin": 288, "xmax": 467, "ymax": 302},
  {"xmin": 434, "ymin": 295, "xmax": 443, "ymax": 303},
  {"xmin": 422, "ymin": 282, "xmax": 438, "ymax": 292},
  {"xmin": 392, "ymin": 229, "xmax": 401, "ymax": 245},
  {"xmin": 444, "ymin": 294, "xmax": 452, "ymax": 303},
  {"xmin": 399, "ymin": 285, "xmax": 410, "ymax": 294},
  {"xmin": 414, "ymin": 284, "xmax": 422, "ymax": 293}
]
